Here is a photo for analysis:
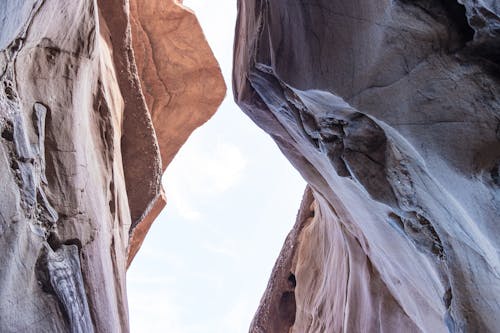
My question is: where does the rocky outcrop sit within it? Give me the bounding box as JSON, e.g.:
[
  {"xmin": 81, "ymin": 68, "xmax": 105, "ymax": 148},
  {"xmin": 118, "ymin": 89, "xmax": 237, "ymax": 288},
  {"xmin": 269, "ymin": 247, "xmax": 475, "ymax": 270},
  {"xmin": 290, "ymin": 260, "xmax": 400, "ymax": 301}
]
[
  {"xmin": 127, "ymin": 0, "xmax": 225, "ymax": 266},
  {"xmin": 0, "ymin": 0, "xmax": 224, "ymax": 331},
  {"xmin": 234, "ymin": 0, "xmax": 500, "ymax": 332}
]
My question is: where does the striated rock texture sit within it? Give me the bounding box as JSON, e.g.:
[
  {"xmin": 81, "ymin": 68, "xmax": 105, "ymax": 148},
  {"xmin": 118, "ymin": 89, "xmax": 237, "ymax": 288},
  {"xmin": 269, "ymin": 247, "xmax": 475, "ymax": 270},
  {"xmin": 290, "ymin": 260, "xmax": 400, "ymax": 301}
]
[
  {"xmin": 234, "ymin": 0, "xmax": 500, "ymax": 332},
  {"xmin": 0, "ymin": 0, "xmax": 224, "ymax": 331}
]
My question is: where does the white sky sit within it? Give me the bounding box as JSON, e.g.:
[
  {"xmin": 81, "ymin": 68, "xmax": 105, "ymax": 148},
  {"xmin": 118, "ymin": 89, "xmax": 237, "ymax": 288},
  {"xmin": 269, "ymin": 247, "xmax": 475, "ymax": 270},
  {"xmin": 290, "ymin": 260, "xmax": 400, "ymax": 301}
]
[{"xmin": 127, "ymin": 1, "xmax": 306, "ymax": 332}]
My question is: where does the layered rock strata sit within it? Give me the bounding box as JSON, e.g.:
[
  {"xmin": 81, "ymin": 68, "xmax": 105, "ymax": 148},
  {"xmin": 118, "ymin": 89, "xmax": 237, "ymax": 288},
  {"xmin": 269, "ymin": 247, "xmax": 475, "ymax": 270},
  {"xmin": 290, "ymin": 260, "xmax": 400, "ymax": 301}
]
[
  {"xmin": 234, "ymin": 0, "xmax": 500, "ymax": 332},
  {"xmin": 0, "ymin": 0, "xmax": 224, "ymax": 331}
]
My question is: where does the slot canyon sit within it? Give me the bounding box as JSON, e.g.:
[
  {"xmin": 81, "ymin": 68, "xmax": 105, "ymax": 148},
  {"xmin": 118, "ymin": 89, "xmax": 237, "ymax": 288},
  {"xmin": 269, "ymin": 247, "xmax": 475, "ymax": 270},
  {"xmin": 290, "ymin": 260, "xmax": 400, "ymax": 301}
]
[{"xmin": 0, "ymin": 0, "xmax": 499, "ymax": 332}]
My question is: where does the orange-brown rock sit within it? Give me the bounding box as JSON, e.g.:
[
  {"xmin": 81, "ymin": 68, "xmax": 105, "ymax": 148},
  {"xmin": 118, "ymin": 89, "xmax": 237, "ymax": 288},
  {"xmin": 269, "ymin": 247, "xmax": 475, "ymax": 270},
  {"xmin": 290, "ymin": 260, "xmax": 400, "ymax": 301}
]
[
  {"xmin": 127, "ymin": 188, "xmax": 166, "ymax": 267},
  {"xmin": 127, "ymin": 0, "xmax": 225, "ymax": 265},
  {"xmin": 130, "ymin": 0, "xmax": 226, "ymax": 169},
  {"xmin": 0, "ymin": 0, "xmax": 224, "ymax": 331}
]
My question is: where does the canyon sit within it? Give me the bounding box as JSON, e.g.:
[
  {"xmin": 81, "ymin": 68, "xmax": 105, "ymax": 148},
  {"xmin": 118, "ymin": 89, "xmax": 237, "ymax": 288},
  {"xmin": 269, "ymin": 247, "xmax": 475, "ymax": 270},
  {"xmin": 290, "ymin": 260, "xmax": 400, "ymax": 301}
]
[{"xmin": 1, "ymin": 0, "xmax": 499, "ymax": 332}]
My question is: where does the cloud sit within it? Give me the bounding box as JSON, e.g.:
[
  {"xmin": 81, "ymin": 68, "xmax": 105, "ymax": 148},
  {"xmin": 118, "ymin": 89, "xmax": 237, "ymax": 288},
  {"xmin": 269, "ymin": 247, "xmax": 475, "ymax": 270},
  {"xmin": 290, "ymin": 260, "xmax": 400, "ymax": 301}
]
[
  {"xmin": 222, "ymin": 298, "xmax": 256, "ymax": 333},
  {"xmin": 167, "ymin": 185, "xmax": 202, "ymax": 221},
  {"xmin": 128, "ymin": 253, "xmax": 186, "ymax": 333},
  {"xmin": 128, "ymin": 286, "xmax": 185, "ymax": 333},
  {"xmin": 202, "ymin": 240, "xmax": 240, "ymax": 260},
  {"xmin": 163, "ymin": 136, "xmax": 247, "ymax": 220},
  {"xmin": 128, "ymin": 243, "xmax": 185, "ymax": 273}
]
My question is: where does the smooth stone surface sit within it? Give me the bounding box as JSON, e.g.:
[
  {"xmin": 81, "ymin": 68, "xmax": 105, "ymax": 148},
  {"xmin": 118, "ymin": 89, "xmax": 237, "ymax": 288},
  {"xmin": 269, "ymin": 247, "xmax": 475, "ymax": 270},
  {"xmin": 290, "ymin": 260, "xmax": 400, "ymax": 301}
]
[{"xmin": 234, "ymin": 0, "xmax": 500, "ymax": 332}]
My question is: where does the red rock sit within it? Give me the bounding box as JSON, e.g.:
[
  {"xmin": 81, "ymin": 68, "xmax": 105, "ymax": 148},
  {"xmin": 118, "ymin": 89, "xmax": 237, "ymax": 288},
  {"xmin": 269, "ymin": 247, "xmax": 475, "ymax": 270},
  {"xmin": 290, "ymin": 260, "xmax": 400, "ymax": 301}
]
[{"xmin": 0, "ymin": 0, "xmax": 224, "ymax": 331}]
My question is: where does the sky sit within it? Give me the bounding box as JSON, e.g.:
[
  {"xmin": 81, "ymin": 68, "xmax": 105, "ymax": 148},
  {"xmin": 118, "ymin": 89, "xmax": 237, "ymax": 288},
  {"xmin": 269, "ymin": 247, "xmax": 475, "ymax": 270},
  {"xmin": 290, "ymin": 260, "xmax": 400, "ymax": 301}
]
[{"xmin": 127, "ymin": 1, "xmax": 306, "ymax": 332}]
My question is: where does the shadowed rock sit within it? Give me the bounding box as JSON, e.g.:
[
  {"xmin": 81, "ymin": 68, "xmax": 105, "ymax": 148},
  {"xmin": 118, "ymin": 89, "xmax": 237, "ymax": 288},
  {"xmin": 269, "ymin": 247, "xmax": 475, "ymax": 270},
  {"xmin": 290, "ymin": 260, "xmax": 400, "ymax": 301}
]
[
  {"xmin": 0, "ymin": 0, "xmax": 224, "ymax": 331},
  {"xmin": 234, "ymin": 0, "xmax": 500, "ymax": 332}
]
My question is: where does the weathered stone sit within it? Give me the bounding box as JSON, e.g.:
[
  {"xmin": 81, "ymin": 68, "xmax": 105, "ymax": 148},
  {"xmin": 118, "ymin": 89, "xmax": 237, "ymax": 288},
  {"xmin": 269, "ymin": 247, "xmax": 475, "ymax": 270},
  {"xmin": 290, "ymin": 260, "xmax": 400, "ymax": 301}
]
[
  {"xmin": 234, "ymin": 0, "xmax": 500, "ymax": 332},
  {"xmin": 0, "ymin": 0, "xmax": 224, "ymax": 331}
]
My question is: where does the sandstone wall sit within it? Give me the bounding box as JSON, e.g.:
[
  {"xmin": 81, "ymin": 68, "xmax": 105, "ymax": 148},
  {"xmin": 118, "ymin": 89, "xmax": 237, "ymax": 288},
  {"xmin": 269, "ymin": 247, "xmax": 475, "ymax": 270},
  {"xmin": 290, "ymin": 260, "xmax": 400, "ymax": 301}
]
[
  {"xmin": 233, "ymin": 1, "xmax": 500, "ymax": 332},
  {"xmin": 0, "ymin": 0, "xmax": 224, "ymax": 331}
]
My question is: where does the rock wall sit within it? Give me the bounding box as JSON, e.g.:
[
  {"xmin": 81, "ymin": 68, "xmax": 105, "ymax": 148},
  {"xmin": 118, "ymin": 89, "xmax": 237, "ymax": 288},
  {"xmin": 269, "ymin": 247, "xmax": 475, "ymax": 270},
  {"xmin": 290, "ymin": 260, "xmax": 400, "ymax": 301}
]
[
  {"xmin": 0, "ymin": 0, "xmax": 224, "ymax": 331},
  {"xmin": 233, "ymin": 0, "xmax": 500, "ymax": 332}
]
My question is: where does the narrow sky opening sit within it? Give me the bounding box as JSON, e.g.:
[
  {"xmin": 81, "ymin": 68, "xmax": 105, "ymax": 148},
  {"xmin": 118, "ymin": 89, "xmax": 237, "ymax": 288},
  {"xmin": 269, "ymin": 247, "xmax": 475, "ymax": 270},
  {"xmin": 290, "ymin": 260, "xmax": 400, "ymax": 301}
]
[{"xmin": 127, "ymin": 1, "xmax": 306, "ymax": 332}]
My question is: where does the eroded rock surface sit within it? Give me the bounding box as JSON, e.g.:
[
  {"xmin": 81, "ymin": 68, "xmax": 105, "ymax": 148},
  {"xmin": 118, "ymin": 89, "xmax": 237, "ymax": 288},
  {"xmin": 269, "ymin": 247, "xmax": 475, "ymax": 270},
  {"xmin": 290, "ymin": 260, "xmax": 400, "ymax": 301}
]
[
  {"xmin": 234, "ymin": 0, "xmax": 500, "ymax": 332},
  {"xmin": 0, "ymin": 0, "xmax": 223, "ymax": 331}
]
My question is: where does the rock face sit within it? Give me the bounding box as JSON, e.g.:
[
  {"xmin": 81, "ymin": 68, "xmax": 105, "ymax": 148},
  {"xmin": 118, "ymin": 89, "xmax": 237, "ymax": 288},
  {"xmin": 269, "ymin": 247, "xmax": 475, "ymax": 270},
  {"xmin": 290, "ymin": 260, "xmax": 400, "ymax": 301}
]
[
  {"xmin": 0, "ymin": 0, "xmax": 224, "ymax": 331},
  {"xmin": 234, "ymin": 0, "xmax": 500, "ymax": 332}
]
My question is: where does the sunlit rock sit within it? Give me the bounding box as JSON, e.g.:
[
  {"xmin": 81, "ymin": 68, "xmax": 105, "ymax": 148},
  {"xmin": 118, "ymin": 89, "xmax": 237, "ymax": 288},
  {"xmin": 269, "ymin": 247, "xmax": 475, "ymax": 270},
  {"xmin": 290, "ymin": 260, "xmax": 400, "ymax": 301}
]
[{"xmin": 0, "ymin": 0, "xmax": 224, "ymax": 331}]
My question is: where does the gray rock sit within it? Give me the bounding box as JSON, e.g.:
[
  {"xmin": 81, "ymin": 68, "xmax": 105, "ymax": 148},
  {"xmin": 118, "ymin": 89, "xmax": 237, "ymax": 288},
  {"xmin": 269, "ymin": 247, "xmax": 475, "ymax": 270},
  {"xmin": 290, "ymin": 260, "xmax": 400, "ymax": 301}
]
[
  {"xmin": 234, "ymin": 0, "xmax": 500, "ymax": 332},
  {"xmin": 0, "ymin": 0, "xmax": 224, "ymax": 331}
]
